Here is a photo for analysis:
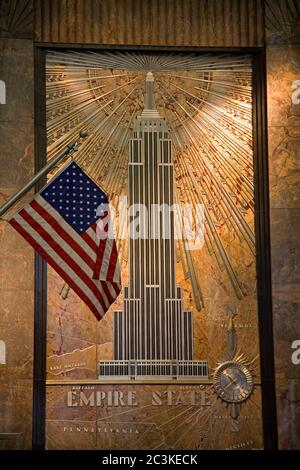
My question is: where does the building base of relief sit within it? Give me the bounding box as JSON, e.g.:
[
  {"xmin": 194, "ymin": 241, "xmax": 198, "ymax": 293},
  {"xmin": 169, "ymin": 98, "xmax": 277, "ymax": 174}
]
[{"xmin": 98, "ymin": 359, "xmax": 208, "ymax": 381}]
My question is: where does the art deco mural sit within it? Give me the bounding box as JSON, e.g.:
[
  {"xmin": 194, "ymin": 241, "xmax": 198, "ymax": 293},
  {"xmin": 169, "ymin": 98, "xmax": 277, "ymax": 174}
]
[{"xmin": 44, "ymin": 51, "xmax": 262, "ymax": 449}]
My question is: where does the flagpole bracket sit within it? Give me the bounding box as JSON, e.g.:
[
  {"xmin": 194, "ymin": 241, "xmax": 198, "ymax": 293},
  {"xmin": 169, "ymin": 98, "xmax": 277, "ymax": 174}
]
[{"xmin": 0, "ymin": 131, "xmax": 88, "ymax": 219}]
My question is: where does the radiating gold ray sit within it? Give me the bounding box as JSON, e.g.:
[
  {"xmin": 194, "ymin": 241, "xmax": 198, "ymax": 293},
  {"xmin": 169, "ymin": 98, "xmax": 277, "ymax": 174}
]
[{"xmin": 46, "ymin": 51, "xmax": 254, "ymax": 301}]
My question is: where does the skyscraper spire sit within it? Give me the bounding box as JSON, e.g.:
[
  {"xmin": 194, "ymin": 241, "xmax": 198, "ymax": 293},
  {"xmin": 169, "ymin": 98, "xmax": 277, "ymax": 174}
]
[
  {"xmin": 141, "ymin": 72, "xmax": 161, "ymax": 119},
  {"xmin": 145, "ymin": 72, "xmax": 156, "ymax": 110}
]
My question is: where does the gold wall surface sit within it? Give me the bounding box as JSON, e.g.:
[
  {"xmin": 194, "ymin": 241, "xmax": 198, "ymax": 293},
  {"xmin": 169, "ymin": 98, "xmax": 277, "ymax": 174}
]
[{"xmin": 0, "ymin": 0, "xmax": 299, "ymax": 450}]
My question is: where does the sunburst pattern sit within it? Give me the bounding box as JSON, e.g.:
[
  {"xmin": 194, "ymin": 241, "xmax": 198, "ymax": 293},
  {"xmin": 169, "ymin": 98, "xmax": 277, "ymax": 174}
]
[
  {"xmin": 46, "ymin": 51, "xmax": 254, "ymax": 307},
  {"xmin": 0, "ymin": 0, "xmax": 33, "ymax": 36},
  {"xmin": 265, "ymin": 0, "xmax": 300, "ymax": 43}
]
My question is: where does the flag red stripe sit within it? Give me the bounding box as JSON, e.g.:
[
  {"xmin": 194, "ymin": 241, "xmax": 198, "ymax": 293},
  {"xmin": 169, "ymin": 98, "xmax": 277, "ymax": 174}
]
[
  {"xmin": 81, "ymin": 230, "xmax": 99, "ymax": 253},
  {"xmin": 9, "ymin": 218, "xmax": 103, "ymax": 320},
  {"xmin": 112, "ymin": 282, "xmax": 121, "ymax": 295},
  {"xmin": 31, "ymin": 200, "xmax": 96, "ymax": 272},
  {"xmin": 19, "ymin": 208, "xmax": 108, "ymax": 312},
  {"xmin": 100, "ymin": 280, "xmax": 115, "ymax": 305},
  {"xmin": 80, "ymin": 222, "xmax": 98, "ymax": 253}
]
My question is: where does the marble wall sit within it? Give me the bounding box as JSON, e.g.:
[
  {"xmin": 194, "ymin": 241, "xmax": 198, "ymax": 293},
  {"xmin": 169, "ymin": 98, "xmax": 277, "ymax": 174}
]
[
  {"xmin": 265, "ymin": 0, "xmax": 300, "ymax": 449},
  {"xmin": 0, "ymin": 1, "xmax": 34, "ymax": 450}
]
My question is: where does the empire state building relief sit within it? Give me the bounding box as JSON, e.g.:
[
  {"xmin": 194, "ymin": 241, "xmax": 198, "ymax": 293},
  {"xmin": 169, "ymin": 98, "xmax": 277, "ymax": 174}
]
[{"xmin": 99, "ymin": 72, "xmax": 208, "ymax": 381}]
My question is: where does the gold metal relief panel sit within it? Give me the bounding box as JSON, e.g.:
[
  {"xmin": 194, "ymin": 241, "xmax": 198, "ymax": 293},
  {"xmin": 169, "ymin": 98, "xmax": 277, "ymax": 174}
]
[
  {"xmin": 46, "ymin": 385, "xmax": 262, "ymax": 450},
  {"xmin": 45, "ymin": 51, "xmax": 262, "ymax": 450}
]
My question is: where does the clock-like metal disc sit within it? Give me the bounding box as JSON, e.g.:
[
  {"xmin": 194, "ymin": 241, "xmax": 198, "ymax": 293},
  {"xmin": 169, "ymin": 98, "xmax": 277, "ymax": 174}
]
[{"xmin": 213, "ymin": 361, "xmax": 254, "ymax": 403}]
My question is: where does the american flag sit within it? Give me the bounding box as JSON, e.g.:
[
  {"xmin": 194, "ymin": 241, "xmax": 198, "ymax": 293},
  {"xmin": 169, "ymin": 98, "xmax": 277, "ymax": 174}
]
[{"xmin": 9, "ymin": 161, "xmax": 121, "ymax": 320}]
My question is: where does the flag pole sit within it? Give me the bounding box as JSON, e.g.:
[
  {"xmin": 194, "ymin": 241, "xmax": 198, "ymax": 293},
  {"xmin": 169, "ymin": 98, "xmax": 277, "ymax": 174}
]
[{"xmin": 0, "ymin": 131, "xmax": 88, "ymax": 219}]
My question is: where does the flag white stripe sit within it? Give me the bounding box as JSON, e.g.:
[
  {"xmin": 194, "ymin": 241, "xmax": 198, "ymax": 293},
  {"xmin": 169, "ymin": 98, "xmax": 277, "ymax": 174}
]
[
  {"xmin": 107, "ymin": 279, "xmax": 118, "ymax": 298},
  {"xmin": 100, "ymin": 239, "xmax": 113, "ymax": 280},
  {"xmin": 113, "ymin": 261, "xmax": 121, "ymax": 282}
]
